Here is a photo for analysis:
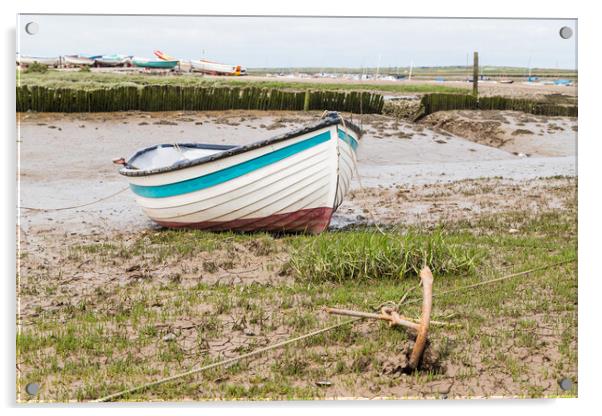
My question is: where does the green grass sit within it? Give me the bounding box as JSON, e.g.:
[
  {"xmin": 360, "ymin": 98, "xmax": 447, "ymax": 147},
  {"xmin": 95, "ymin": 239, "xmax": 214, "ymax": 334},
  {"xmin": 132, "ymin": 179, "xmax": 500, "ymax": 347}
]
[
  {"xmin": 24, "ymin": 62, "xmax": 48, "ymax": 74},
  {"xmin": 17, "ymin": 70, "xmax": 469, "ymax": 94},
  {"xmin": 288, "ymin": 229, "xmax": 483, "ymax": 282},
  {"xmin": 223, "ymin": 80, "xmax": 469, "ymax": 94},
  {"xmin": 17, "ymin": 201, "xmax": 577, "ymax": 401}
]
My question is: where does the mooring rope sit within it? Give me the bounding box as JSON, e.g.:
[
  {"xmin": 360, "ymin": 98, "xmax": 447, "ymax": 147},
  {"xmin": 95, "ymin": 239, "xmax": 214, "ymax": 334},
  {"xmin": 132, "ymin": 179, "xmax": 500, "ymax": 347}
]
[
  {"xmin": 93, "ymin": 257, "xmax": 575, "ymax": 402},
  {"xmin": 352, "ymin": 161, "xmax": 387, "ymax": 236},
  {"xmin": 330, "ymin": 110, "xmax": 386, "ymax": 236},
  {"xmin": 429, "ymin": 258, "xmax": 576, "ymax": 300},
  {"xmin": 18, "ymin": 186, "xmax": 130, "ymax": 212},
  {"xmin": 93, "ymin": 316, "xmax": 362, "ymax": 402}
]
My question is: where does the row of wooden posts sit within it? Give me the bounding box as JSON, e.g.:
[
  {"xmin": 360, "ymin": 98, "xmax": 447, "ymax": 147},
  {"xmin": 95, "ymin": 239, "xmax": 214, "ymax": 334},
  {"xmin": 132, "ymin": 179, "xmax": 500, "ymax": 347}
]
[
  {"xmin": 415, "ymin": 93, "xmax": 578, "ymax": 119},
  {"xmin": 16, "ymin": 84, "xmax": 576, "ymax": 118},
  {"xmin": 16, "ymin": 85, "xmax": 385, "ymax": 114}
]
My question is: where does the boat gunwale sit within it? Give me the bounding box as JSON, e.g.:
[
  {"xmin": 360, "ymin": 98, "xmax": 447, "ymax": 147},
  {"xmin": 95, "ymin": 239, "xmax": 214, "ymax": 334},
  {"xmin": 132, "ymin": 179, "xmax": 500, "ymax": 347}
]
[{"xmin": 119, "ymin": 113, "xmax": 362, "ymax": 178}]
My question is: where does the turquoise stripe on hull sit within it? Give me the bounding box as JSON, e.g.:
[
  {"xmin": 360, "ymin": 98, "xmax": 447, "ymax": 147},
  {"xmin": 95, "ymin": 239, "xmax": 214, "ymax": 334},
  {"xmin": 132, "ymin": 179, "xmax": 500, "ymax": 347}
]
[
  {"xmin": 337, "ymin": 129, "xmax": 359, "ymax": 151},
  {"xmin": 133, "ymin": 60, "xmax": 178, "ymax": 69},
  {"xmin": 130, "ymin": 130, "xmax": 332, "ymax": 198}
]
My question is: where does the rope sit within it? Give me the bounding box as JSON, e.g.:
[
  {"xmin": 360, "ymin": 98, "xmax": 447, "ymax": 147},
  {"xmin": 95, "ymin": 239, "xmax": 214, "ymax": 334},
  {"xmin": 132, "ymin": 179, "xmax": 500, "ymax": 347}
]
[
  {"xmin": 352, "ymin": 162, "xmax": 387, "ymax": 236},
  {"xmin": 93, "ymin": 257, "xmax": 575, "ymax": 402},
  {"xmin": 331, "ymin": 111, "xmax": 386, "ymax": 235},
  {"xmin": 173, "ymin": 142, "xmax": 184, "ymax": 156},
  {"xmin": 19, "ymin": 186, "xmax": 129, "ymax": 212},
  {"xmin": 429, "ymin": 258, "xmax": 576, "ymax": 300},
  {"xmin": 93, "ymin": 316, "xmax": 361, "ymax": 402}
]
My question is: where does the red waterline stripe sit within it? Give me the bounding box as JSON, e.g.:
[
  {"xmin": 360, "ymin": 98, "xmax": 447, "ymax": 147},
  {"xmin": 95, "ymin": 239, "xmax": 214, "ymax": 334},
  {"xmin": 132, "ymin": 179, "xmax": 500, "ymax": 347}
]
[{"xmin": 154, "ymin": 207, "xmax": 334, "ymax": 234}]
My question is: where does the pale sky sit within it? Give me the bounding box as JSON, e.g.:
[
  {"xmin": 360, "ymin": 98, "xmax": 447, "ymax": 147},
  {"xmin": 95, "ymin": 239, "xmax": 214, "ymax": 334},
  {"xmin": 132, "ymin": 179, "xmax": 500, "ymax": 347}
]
[{"xmin": 17, "ymin": 15, "xmax": 577, "ymax": 69}]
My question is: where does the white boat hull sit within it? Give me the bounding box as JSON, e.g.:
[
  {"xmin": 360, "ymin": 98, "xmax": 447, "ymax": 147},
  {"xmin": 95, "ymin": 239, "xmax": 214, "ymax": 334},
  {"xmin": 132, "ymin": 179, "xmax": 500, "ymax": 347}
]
[
  {"xmin": 94, "ymin": 56, "xmax": 130, "ymax": 67},
  {"xmin": 119, "ymin": 116, "xmax": 360, "ymax": 233},
  {"xmin": 17, "ymin": 56, "xmax": 59, "ymax": 66},
  {"xmin": 190, "ymin": 59, "xmax": 245, "ymax": 76},
  {"xmin": 64, "ymin": 55, "xmax": 95, "ymax": 66}
]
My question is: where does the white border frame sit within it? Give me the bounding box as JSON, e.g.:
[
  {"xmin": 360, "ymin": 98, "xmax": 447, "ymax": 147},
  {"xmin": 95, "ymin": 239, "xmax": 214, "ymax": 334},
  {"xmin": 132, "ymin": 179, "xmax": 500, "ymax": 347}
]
[{"xmin": 3, "ymin": 1, "xmax": 598, "ymax": 415}]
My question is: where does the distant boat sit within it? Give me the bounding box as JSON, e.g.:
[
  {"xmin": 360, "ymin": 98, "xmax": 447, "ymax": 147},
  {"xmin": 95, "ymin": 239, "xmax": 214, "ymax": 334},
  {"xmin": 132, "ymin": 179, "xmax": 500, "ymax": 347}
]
[
  {"xmin": 154, "ymin": 50, "xmax": 246, "ymax": 76},
  {"xmin": 499, "ymin": 79, "xmax": 514, "ymax": 84},
  {"xmin": 131, "ymin": 57, "xmax": 178, "ymax": 69},
  {"xmin": 17, "ymin": 55, "xmax": 59, "ymax": 67},
  {"xmin": 63, "ymin": 55, "xmax": 95, "ymax": 66},
  {"xmin": 554, "ymin": 79, "xmax": 573, "ymax": 86},
  {"xmin": 190, "ymin": 59, "xmax": 246, "ymax": 76},
  {"xmin": 94, "ymin": 54, "xmax": 130, "ymax": 67},
  {"xmin": 115, "ymin": 112, "xmax": 361, "ymax": 234}
]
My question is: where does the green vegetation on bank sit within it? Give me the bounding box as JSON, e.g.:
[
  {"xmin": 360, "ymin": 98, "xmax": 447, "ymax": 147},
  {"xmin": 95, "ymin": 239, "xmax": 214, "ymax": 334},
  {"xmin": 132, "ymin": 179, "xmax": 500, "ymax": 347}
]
[
  {"xmin": 17, "ymin": 71, "xmax": 579, "ymax": 116},
  {"xmin": 17, "ymin": 70, "xmax": 470, "ymax": 94},
  {"xmin": 289, "ymin": 230, "xmax": 482, "ymax": 282},
  {"xmin": 23, "ymin": 62, "xmax": 48, "ymax": 74}
]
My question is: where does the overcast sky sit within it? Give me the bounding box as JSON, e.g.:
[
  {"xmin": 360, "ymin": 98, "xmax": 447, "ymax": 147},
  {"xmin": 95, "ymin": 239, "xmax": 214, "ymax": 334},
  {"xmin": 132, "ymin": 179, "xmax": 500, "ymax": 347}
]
[{"xmin": 17, "ymin": 15, "xmax": 577, "ymax": 69}]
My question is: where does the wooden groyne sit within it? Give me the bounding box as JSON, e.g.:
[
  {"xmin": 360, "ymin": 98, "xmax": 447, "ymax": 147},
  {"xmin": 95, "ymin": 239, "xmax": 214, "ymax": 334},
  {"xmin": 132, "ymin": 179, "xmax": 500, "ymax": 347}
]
[
  {"xmin": 16, "ymin": 85, "xmax": 385, "ymax": 114},
  {"xmin": 415, "ymin": 93, "xmax": 577, "ymax": 120}
]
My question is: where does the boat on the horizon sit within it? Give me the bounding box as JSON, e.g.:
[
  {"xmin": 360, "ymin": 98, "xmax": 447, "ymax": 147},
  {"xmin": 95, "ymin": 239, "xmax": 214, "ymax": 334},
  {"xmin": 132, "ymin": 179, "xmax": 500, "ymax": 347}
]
[
  {"xmin": 63, "ymin": 55, "xmax": 95, "ymax": 66},
  {"xmin": 93, "ymin": 54, "xmax": 130, "ymax": 67},
  {"xmin": 115, "ymin": 112, "xmax": 361, "ymax": 234},
  {"xmin": 17, "ymin": 55, "xmax": 59, "ymax": 67},
  {"xmin": 154, "ymin": 50, "xmax": 246, "ymax": 75},
  {"xmin": 190, "ymin": 59, "xmax": 246, "ymax": 76},
  {"xmin": 131, "ymin": 57, "xmax": 179, "ymax": 69}
]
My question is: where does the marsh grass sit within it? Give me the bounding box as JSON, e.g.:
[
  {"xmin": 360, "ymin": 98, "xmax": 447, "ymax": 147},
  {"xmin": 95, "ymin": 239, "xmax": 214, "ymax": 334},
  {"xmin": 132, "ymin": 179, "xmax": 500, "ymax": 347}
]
[
  {"xmin": 24, "ymin": 62, "xmax": 48, "ymax": 74},
  {"xmin": 288, "ymin": 229, "xmax": 483, "ymax": 282},
  {"xmin": 18, "ymin": 70, "xmax": 468, "ymax": 94}
]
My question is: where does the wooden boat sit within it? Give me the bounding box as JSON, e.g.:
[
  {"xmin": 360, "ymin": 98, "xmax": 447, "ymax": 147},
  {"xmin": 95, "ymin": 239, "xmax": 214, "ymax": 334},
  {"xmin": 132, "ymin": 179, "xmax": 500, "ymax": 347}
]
[
  {"xmin": 94, "ymin": 54, "xmax": 130, "ymax": 67},
  {"xmin": 17, "ymin": 55, "xmax": 59, "ymax": 67},
  {"xmin": 116, "ymin": 112, "xmax": 361, "ymax": 233},
  {"xmin": 63, "ymin": 55, "xmax": 95, "ymax": 66},
  {"xmin": 132, "ymin": 57, "xmax": 178, "ymax": 69},
  {"xmin": 499, "ymin": 79, "xmax": 514, "ymax": 84}
]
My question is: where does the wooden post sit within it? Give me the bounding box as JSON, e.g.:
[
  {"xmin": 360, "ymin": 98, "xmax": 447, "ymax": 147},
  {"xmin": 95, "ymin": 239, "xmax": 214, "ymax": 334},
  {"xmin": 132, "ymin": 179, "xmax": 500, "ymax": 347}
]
[
  {"xmin": 303, "ymin": 90, "xmax": 310, "ymax": 111},
  {"xmin": 473, "ymin": 51, "xmax": 479, "ymax": 97}
]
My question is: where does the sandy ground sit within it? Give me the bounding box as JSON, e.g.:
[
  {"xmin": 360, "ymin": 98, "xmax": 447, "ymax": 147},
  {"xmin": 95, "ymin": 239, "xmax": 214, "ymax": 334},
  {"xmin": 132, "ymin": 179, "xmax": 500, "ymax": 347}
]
[{"xmin": 18, "ymin": 110, "xmax": 576, "ymax": 236}]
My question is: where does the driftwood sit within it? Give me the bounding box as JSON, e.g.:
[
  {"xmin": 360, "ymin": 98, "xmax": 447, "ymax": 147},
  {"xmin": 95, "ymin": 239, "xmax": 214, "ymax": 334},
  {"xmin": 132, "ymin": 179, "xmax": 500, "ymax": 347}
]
[{"xmin": 324, "ymin": 266, "xmax": 434, "ymax": 370}]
